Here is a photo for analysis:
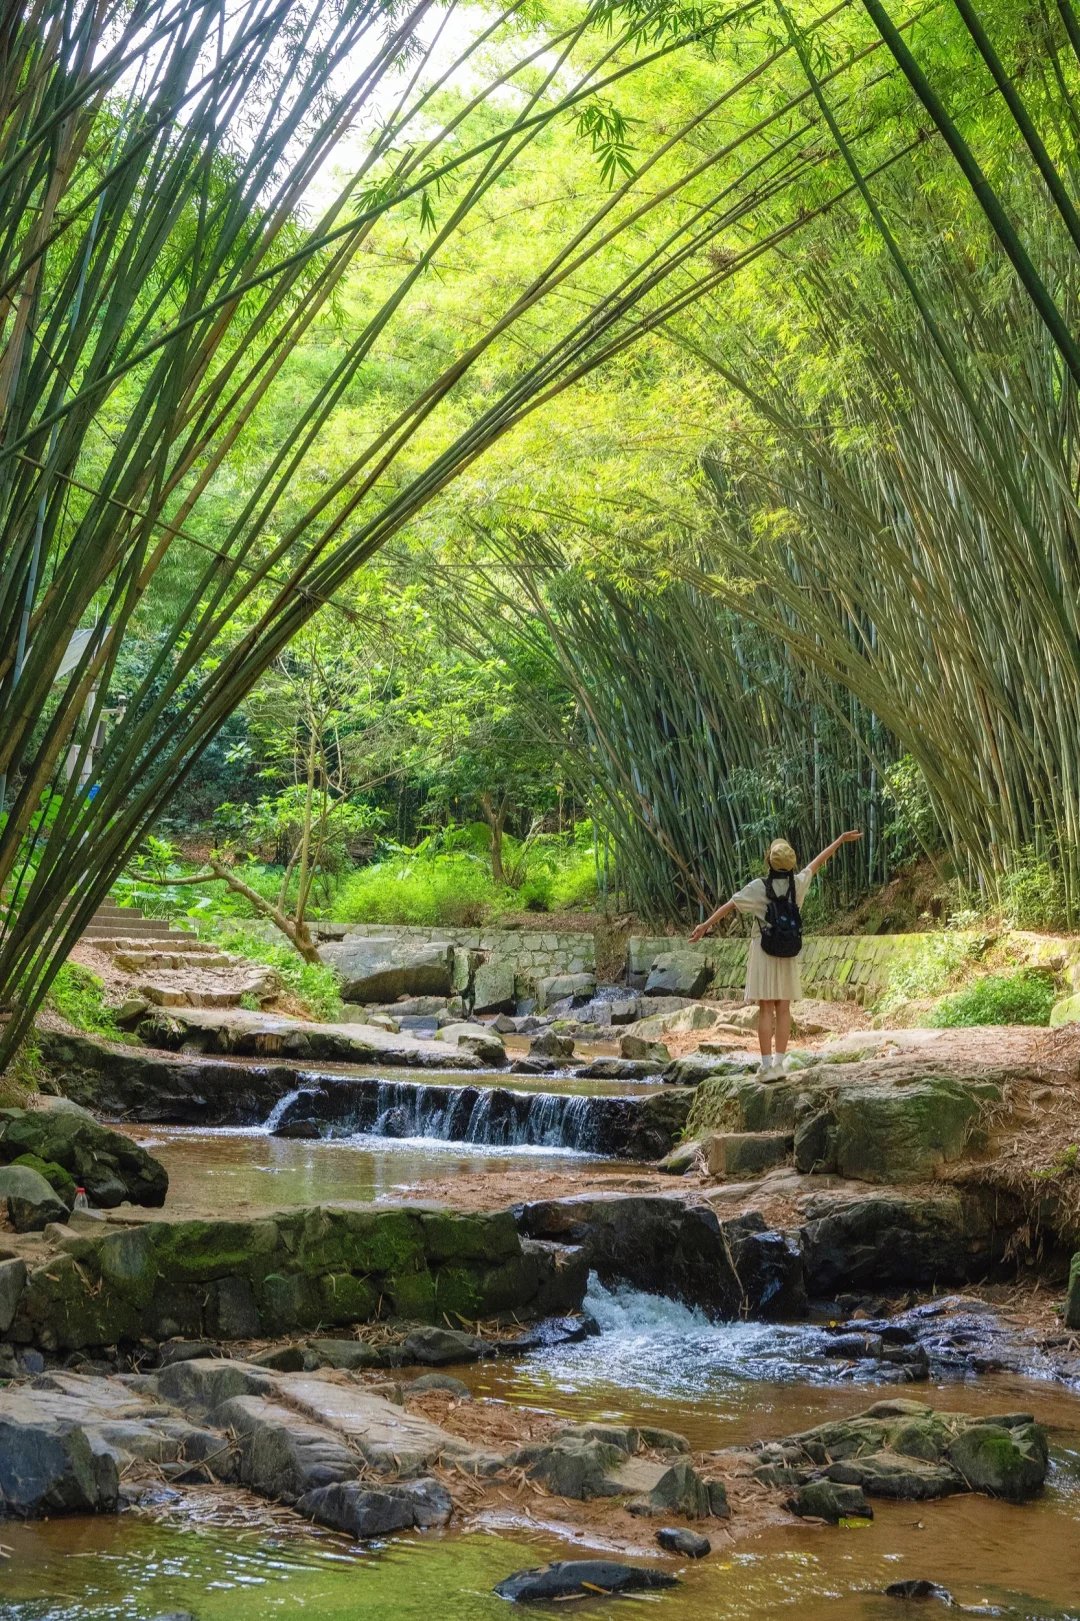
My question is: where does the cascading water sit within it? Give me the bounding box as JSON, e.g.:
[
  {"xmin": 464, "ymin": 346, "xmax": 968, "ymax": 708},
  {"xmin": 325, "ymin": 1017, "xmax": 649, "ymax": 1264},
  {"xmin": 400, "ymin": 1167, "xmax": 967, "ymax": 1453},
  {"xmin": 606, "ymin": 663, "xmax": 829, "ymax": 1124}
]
[{"xmin": 262, "ymin": 1075, "xmax": 632, "ymax": 1154}]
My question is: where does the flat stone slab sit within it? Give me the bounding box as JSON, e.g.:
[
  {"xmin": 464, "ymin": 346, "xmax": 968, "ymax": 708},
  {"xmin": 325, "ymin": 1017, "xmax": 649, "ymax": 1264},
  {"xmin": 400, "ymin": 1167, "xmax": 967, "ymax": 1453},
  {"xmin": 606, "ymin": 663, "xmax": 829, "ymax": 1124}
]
[
  {"xmin": 138, "ymin": 1007, "xmax": 486, "ymax": 1069},
  {"xmin": 272, "ymin": 1373, "xmax": 502, "ymax": 1474}
]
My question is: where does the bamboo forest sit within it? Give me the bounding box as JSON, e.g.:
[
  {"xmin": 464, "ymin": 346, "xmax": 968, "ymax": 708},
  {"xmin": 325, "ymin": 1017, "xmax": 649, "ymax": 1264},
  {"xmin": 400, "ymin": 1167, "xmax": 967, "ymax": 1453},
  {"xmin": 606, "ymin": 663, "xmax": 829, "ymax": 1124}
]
[{"xmin": 7, "ymin": 2, "xmax": 1080, "ymax": 1617}]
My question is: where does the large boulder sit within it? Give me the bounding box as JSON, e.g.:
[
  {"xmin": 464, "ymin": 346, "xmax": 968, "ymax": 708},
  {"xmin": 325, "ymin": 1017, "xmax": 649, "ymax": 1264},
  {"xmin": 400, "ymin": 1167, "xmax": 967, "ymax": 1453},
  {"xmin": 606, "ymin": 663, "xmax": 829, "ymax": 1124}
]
[
  {"xmin": 0, "ymin": 1258, "xmax": 26, "ymax": 1332},
  {"xmin": 515, "ymin": 1195, "xmax": 743, "ymax": 1319},
  {"xmin": 0, "ymin": 1165, "xmax": 68, "ymax": 1232},
  {"xmin": 320, "ymin": 939, "xmax": 455, "ymax": 1003},
  {"xmin": 472, "ymin": 958, "xmax": 517, "ymax": 1014},
  {"xmin": 537, "ymin": 974, "xmax": 596, "ymax": 1010},
  {"xmin": 799, "ymin": 1190, "xmax": 1012, "ymax": 1294},
  {"xmin": 947, "ymin": 1421, "xmax": 1048, "ymax": 1499},
  {"xmin": 0, "ymin": 1415, "xmax": 119, "ymax": 1516},
  {"xmin": 0, "ymin": 1104, "xmax": 168, "ymax": 1208},
  {"xmin": 643, "ymin": 954, "xmax": 712, "ymax": 999},
  {"xmin": 787, "ymin": 1479, "xmax": 872, "ymax": 1522}
]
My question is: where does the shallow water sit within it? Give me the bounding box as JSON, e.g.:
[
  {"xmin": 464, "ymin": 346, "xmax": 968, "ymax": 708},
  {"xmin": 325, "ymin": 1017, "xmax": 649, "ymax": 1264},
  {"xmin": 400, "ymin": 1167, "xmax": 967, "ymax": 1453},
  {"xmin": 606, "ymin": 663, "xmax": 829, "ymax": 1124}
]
[
  {"xmin": 135, "ymin": 1126, "xmax": 627, "ymax": 1210},
  {"xmin": 4, "ymin": 1283, "xmax": 1080, "ymax": 1618}
]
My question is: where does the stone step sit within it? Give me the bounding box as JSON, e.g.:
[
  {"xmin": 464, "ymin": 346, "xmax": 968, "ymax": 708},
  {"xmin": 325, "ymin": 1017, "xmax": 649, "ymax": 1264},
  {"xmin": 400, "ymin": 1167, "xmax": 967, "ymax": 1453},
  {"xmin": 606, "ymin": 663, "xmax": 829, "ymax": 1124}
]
[
  {"xmin": 114, "ymin": 950, "xmax": 236, "ymax": 972},
  {"xmin": 705, "ymin": 1131, "xmax": 793, "ymax": 1179}
]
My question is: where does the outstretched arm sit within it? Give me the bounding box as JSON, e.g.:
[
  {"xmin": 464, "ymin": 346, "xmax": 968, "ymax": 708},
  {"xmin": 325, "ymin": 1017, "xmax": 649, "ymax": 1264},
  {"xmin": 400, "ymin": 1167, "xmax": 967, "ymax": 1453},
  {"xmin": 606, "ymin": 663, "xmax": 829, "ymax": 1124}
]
[
  {"xmin": 689, "ymin": 898, "xmax": 737, "ymax": 943},
  {"xmin": 805, "ymin": 829, "xmax": 862, "ymax": 877}
]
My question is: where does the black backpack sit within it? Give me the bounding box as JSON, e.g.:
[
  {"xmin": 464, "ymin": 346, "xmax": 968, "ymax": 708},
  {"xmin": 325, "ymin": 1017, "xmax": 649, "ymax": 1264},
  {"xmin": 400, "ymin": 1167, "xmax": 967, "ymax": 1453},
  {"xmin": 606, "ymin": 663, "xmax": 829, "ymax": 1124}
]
[{"xmin": 760, "ymin": 868, "xmax": 802, "ymax": 958}]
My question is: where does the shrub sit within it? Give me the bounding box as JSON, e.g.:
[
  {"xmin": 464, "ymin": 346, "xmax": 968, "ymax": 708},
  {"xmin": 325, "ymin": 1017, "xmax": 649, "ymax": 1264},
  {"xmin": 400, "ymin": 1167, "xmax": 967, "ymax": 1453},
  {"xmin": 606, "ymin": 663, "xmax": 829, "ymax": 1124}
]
[
  {"xmin": 999, "ymin": 849, "xmax": 1069, "ymax": 932},
  {"xmin": 876, "ymin": 933, "xmax": 982, "ymax": 1014},
  {"xmin": 202, "ymin": 927, "xmax": 343, "ymax": 1022},
  {"xmin": 928, "ymin": 970, "xmax": 1056, "ymax": 1028}
]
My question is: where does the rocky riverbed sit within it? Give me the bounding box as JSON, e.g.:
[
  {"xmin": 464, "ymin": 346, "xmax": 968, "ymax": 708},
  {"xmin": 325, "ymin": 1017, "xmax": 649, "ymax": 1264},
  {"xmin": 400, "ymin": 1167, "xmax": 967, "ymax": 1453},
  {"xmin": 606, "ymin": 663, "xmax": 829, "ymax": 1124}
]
[{"xmin": 3, "ymin": 1012, "xmax": 1080, "ymax": 1614}]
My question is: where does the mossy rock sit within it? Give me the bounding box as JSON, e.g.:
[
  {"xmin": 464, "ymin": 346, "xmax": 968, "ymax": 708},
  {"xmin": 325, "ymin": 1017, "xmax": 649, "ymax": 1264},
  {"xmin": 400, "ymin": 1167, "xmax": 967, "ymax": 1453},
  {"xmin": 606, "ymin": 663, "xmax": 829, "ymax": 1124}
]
[
  {"xmin": 827, "ymin": 1077, "xmax": 1000, "ymax": 1183},
  {"xmin": 419, "ymin": 1209, "xmax": 520, "ymax": 1264},
  {"xmin": 947, "ymin": 1422, "xmax": 1048, "ymax": 1500},
  {"xmin": 10, "ymin": 1154, "xmax": 76, "ymax": 1208},
  {"xmin": 0, "ymin": 1107, "xmax": 167, "ymax": 1207},
  {"xmin": 17, "ymin": 1255, "xmax": 137, "ymax": 1350}
]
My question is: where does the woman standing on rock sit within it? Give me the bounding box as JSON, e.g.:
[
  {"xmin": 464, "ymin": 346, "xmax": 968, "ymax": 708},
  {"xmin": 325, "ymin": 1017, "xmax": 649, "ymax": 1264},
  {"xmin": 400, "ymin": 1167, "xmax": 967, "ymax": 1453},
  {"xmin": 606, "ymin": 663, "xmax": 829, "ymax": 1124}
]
[{"xmin": 688, "ymin": 832, "xmax": 862, "ymax": 1075}]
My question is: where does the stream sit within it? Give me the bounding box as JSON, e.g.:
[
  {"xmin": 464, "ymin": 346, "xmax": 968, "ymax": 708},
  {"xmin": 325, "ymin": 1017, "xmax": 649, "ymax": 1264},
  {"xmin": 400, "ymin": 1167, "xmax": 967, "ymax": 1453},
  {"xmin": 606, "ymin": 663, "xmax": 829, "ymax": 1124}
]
[
  {"xmin": 6, "ymin": 1099, "xmax": 1080, "ymax": 1618},
  {"xmin": 4, "ymin": 1280, "xmax": 1080, "ymax": 1618}
]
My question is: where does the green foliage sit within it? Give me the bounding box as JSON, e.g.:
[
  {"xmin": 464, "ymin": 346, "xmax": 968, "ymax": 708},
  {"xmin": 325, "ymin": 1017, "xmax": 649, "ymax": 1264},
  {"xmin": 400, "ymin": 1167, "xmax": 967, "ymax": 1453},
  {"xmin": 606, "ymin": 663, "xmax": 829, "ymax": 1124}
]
[
  {"xmin": 929, "ymin": 971, "xmax": 1057, "ymax": 1029},
  {"xmin": 201, "ymin": 928, "xmax": 344, "ymax": 1023},
  {"xmin": 876, "ymin": 935, "xmax": 983, "ymax": 1014},
  {"xmin": 47, "ymin": 965, "xmax": 122, "ymax": 1040},
  {"xmin": 998, "ymin": 850, "xmax": 1070, "ymax": 933}
]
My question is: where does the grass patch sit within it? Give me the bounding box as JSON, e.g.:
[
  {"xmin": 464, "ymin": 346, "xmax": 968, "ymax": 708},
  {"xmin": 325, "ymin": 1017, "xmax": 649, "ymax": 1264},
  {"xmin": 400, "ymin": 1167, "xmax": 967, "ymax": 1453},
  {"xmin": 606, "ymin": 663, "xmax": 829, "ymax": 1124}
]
[
  {"xmin": 875, "ymin": 932, "xmax": 986, "ymax": 1015},
  {"xmin": 47, "ymin": 963, "xmax": 123, "ymax": 1039},
  {"xmin": 927, "ymin": 969, "xmax": 1057, "ymax": 1028}
]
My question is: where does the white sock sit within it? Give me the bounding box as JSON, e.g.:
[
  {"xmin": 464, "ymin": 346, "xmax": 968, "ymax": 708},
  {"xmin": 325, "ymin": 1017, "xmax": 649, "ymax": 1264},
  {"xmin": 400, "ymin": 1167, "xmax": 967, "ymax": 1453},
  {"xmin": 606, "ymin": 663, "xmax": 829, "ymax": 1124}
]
[{"xmin": 760, "ymin": 1053, "xmax": 773, "ymax": 1071}]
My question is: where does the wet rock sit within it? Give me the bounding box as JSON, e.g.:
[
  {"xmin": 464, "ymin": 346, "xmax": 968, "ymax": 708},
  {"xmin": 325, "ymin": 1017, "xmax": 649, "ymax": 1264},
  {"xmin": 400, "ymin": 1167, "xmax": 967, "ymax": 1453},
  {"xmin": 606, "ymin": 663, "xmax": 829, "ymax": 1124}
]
[
  {"xmin": 515, "ymin": 1195, "xmax": 742, "ymax": 1318},
  {"xmin": 495, "ymin": 1560, "xmax": 679, "ymax": 1603},
  {"xmin": 297, "ymin": 1476, "xmax": 452, "ymax": 1538},
  {"xmin": 437, "ymin": 1022, "xmax": 507, "ymax": 1066},
  {"xmin": 947, "ymin": 1421, "xmax": 1048, "ymax": 1499},
  {"xmin": 643, "ymin": 954, "xmax": 712, "ymax": 999},
  {"xmin": 406, "ymin": 1373, "xmax": 470, "ymax": 1398},
  {"xmin": 722, "ymin": 1214, "xmax": 807, "ymax": 1319},
  {"xmin": 656, "ymin": 1527, "xmax": 711, "ymax": 1557},
  {"xmin": 307, "ymin": 1339, "xmax": 379, "ymax": 1371},
  {"xmin": 1064, "ymin": 1251, "xmax": 1080, "ymax": 1330},
  {"xmin": 884, "ymin": 1580, "xmax": 955, "ymax": 1603},
  {"xmin": 799, "ymin": 1191, "xmax": 1011, "ymax": 1294},
  {"xmin": 825, "ymin": 1453, "xmax": 962, "ymax": 1500},
  {"xmin": 0, "ymin": 1258, "xmax": 26, "ymax": 1332},
  {"xmin": 0, "ymin": 1414, "xmax": 119, "ymax": 1516},
  {"xmin": 0, "ymin": 1165, "xmax": 68, "ymax": 1231},
  {"xmin": 214, "ymin": 1392, "xmax": 361, "ymax": 1501},
  {"xmin": 402, "ymin": 1326, "xmax": 491, "ymax": 1365},
  {"xmin": 787, "ymin": 1479, "xmax": 873, "ymax": 1522},
  {"xmin": 662, "ymin": 1054, "xmax": 756, "ymax": 1088},
  {"xmin": 0, "ymin": 1103, "xmax": 167, "ymax": 1208},
  {"xmin": 509, "ymin": 1057, "xmax": 560, "ymax": 1075},
  {"xmin": 529, "ymin": 1031, "xmax": 574, "ymax": 1060}
]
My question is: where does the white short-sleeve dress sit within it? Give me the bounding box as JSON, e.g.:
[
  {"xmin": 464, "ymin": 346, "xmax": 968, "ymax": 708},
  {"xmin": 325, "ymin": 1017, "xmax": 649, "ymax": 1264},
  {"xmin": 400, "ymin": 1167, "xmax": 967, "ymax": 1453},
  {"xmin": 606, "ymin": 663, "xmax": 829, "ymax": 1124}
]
[{"xmin": 729, "ymin": 867, "xmax": 814, "ymax": 1002}]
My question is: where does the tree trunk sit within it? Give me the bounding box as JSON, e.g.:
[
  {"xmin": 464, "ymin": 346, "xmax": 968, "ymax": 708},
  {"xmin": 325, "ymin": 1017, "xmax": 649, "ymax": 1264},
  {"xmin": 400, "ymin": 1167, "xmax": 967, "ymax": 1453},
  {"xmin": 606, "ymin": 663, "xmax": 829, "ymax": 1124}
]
[{"xmin": 479, "ymin": 791, "xmax": 510, "ymax": 886}]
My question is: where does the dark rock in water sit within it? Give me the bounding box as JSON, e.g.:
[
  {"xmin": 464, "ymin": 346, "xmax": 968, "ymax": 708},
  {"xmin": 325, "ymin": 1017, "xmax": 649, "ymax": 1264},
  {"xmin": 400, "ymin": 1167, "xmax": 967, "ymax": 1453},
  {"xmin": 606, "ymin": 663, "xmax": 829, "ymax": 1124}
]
[
  {"xmin": 0, "ymin": 1165, "xmax": 68, "ymax": 1232},
  {"xmin": 494, "ymin": 1560, "xmax": 679, "ymax": 1602},
  {"xmin": 509, "ymin": 1436, "xmax": 626, "ymax": 1499},
  {"xmin": 297, "ymin": 1476, "xmax": 452, "ymax": 1538},
  {"xmin": 884, "ymin": 1580, "xmax": 955, "ymax": 1603},
  {"xmin": 499, "ymin": 1313, "xmax": 600, "ymax": 1352},
  {"xmin": 0, "ymin": 1101, "xmax": 168, "ymax": 1207},
  {"xmin": 515, "ymin": 1195, "xmax": 743, "ymax": 1319},
  {"xmin": 376, "ymin": 1106, "xmax": 410, "ymax": 1139},
  {"xmin": 150, "ymin": 1613, "xmax": 198, "ymax": 1621},
  {"xmin": 787, "ymin": 1479, "xmax": 873, "ymax": 1522},
  {"xmin": 0, "ymin": 1415, "xmax": 119, "ymax": 1516},
  {"xmin": 656, "ymin": 1527, "xmax": 711, "ymax": 1558},
  {"xmin": 722, "ymin": 1213, "xmax": 807, "ymax": 1320},
  {"xmin": 825, "ymin": 1453, "xmax": 962, "ymax": 1500},
  {"xmin": 406, "ymin": 1373, "xmax": 471, "ymax": 1398},
  {"xmin": 271, "ymin": 1119, "xmax": 321, "ymax": 1139},
  {"xmin": 402, "ymin": 1326, "xmax": 491, "ymax": 1365},
  {"xmin": 509, "ymin": 1057, "xmax": 560, "ymax": 1075}
]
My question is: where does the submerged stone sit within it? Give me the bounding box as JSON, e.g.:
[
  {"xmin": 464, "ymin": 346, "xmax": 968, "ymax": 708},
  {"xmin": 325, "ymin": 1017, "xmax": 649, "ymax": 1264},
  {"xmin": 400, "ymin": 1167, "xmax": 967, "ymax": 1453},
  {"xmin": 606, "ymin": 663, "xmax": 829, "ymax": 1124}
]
[
  {"xmin": 884, "ymin": 1580, "xmax": 955, "ymax": 1603},
  {"xmin": 494, "ymin": 1560, "xmax": 679, "ymax": 1602},
  {"xmin": 297, "ymin": 1476, "xmax": 452, "ymax": 1538}
]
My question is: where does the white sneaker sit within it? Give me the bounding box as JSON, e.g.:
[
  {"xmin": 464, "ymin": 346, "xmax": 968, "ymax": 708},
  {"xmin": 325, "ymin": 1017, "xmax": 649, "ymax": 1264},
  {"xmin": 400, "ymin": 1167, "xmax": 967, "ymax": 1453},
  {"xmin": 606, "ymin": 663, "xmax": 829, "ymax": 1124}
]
[
  {"xmin": 773, "ymin": 1054, "xmax": 789, "ymax": 1075},
  {"xmin": 759, "ymin": 1054, "xmax": 774, "ymax": 1074}
]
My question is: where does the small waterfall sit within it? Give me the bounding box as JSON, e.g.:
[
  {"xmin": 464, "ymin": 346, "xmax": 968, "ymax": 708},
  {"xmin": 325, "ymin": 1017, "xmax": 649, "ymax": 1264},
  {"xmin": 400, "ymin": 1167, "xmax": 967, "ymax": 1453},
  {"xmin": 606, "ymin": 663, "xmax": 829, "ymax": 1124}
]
[
  {"xmin": 263, "ymin": 1088, "xmax": 311, "ymax": 1133},
  {"xmin": 264, "ymin": 1073, "xmax": 636, "ymax": 1155}
]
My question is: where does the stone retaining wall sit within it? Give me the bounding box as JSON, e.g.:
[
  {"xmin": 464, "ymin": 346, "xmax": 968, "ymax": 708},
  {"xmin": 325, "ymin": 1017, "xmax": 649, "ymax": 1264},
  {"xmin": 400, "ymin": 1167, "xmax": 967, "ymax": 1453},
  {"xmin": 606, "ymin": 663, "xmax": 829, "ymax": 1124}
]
[{"xmin": 626, "ymin": 932, "xmax": 985, "ymax": 1005}]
